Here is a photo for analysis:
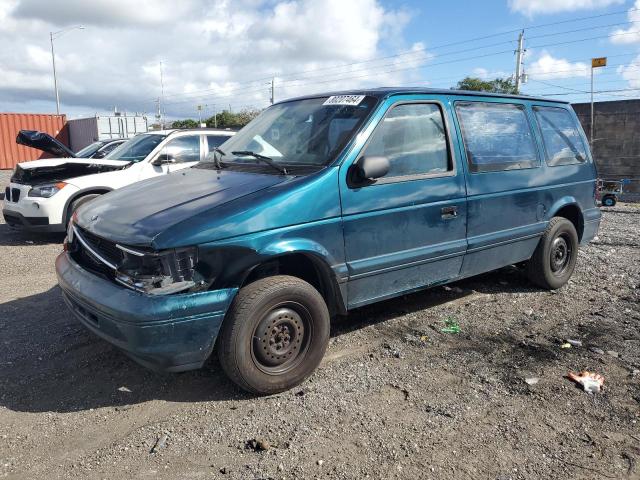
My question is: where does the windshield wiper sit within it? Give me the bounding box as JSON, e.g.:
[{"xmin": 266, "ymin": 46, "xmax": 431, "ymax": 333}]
[
  {"xmin": 231, "ymin": 150, "xmax": 288, "ymax": 175},
  {"xmin": 211, "ymin": 147, "xmax": 227, "ymax": 170}
]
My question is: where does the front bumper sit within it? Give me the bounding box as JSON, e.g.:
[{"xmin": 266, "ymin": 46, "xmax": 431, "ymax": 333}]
[
  {"xmin": 56, "ymin": 252, "xmax": 238, "ymax": 372},
  {"xmin": 3, "ymin": 182, "xmax": 67, "ymax": 232}
]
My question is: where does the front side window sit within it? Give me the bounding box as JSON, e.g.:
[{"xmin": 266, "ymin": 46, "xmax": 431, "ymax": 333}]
[
  {"xmin": 159, "ymin": 135, "xmax": 201, "ymax": 163},
  {"xmin": 203, "ymin": 96, "xmax": 377, "ymax": 171},
  {"xmin": 534, "ymin": 106, "xmax": 587, "ymax": 166},
  {"xmin": 106, "ymin": 134, "xmax": 166, "ymax": 162},
  {"xmin": 455, "ymin": 102, "xmax": 538, "ymax": 173},
  {"xmin": 363, "ymin": 103, "xmax": 451, "ymax": 179}
]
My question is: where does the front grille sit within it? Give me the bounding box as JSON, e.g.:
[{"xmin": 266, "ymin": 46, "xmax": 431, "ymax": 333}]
[
  {"xmin": 4, "ymin": 187, "xmax": 9, "ymax": 201},
  {"xmin": 11, "ymin": 188, "xmax": 20, "ymax": 202},
  {"xmin": 76, "ymin": 226, "xmax": 124, "ymax": 266}
]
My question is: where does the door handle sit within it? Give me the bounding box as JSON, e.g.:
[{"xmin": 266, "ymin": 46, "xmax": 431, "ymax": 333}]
[{"xmin": 441, "ymin": 206, "xmax": 458, "ymax": 219}]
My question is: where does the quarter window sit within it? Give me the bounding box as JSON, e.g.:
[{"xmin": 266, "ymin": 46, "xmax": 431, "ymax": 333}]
[
  {"xmin": 534, "ymin": 106, "xmax": 587, "ymax": 166},
  {"xmin": 364, "ymin": 103, "xmax": 451, "ymax": 179},
  {"xmin": 455, "ymin": 102, "xmax": 538, "ymax": 172}
]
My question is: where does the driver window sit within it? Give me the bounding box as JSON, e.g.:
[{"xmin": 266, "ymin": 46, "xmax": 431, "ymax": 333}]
[
  {"xmin": 160, "ymin": 135, "xmax": 201, "ymax": 163},
  {"xmin": 364, "ymin": 103, "xmax": 451, "ymax": 178}
]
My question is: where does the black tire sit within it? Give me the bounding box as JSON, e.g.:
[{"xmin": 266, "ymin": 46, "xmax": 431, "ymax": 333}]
[
  {"xmin": 526, "ymin": 217, "xmax": 579, "ymax": 290},
  {"xmin": 217, "ymin": 275, "xmax": 330, "ymax": 395},
  {"xmin": 602, "ymin": 195, "xmax": 616, "ymax": 207},
  {"xmin": 65, "ymin": 194, "xmax": 101, "ymax": 227}
]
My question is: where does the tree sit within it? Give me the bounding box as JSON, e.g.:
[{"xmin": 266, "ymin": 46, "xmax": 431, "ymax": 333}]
[
  {"xmin": 204, "ymin": 108, "xmax": 262, "ymax": 129},
  {"xmin": 454, "ymin": 76, "xmax": 518, "ymax": 94},
  {"xmin": 171, "ymin": 119, "xmax": 199, "ymax": 129}
]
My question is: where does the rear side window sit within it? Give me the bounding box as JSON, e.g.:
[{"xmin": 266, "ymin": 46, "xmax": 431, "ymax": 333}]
[
  {"xmin": 533, "ymin": 106, "xmax": 587, "ymax": 166},
  {"xmin": 455, "ymin": 102, "xmax": 538, "ymax": 173},
  {"xmin": 364, "ymin": 103, "xmax": 451, "ymax": 179}
]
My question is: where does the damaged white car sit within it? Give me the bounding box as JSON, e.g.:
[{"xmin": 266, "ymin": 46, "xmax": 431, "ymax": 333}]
[{"xmin": 2, "ymin": 128, "xmax": 234, "ymax": 232}]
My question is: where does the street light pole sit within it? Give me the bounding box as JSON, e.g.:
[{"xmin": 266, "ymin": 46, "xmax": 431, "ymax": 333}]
[
  {"xmin": 50, "ymin": 32, "xmax": 60, "ymax": 115},
  {"xmin": 49, "ymin": 25, "xmax": 84, "ymax": 115}
]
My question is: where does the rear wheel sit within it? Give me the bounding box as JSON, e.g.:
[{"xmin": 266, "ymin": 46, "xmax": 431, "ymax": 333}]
[
  {"xmin": 602, "ymin": 195, "xmax": 616, "ymax": 207},
  {"xmin": 65, "ymin": 194, "xmax": 101, "ymax": 228},
  {"xmin": 218, "ymin": 275, "xmax": 330, "ymax": 395},
  {"xmin": 526, "ymin": 217, "xmax": 579, "ymax": 290}
]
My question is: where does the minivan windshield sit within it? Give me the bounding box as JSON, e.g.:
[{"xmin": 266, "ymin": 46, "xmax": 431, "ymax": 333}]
[
  {"xmin": 205, "ymin": 95, "xmax": 377, "ymax": 169},
  {"xmin": 105, "ymin": 134, "xmax": 166, "ymax": 162}
]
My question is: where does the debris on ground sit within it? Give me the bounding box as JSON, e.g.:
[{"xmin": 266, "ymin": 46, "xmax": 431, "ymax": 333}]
[
  {"xmin": 567, "ymin": 371, "xmax": 605, "ymax": 393},
  {"xmin": 560, "ymin": 343, "xmax": 572, "ymax": 349},
  {"xmin": 246, "ymin": 438, "xmax": 270, "ymax": 451},
  {"xmin": 566, "ymin": 339, "xmax": 582, "ymax": 347},
  {"xmin": 117, "ymin": 386, "xmax": 132, "ymax": 393},
  {"xmin": 525, "ymin": 377, "xmax": 540, "ymax": 385},
  {"xmin": 150, "ymin": 434, "xmax": 168, "ymax": 454},
  {"xmin": 441, "ymin": 317, "xmax": 461, "ymax": 334},
  {"xmin": 606, "ymin": 350, "xmax": 619, "ymax": 358},
  {"xmin": 589, "ymin": 346, "xmax": 605, "ymax": 355}
]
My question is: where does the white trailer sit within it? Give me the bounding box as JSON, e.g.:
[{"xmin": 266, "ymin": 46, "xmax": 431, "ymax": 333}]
[{"xmin": 67, "ymin": 115, "xmax": 148, "ymax": 151}]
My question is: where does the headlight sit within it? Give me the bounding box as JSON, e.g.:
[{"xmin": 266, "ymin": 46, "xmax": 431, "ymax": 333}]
[
  {"xmin": 114, "ymin": 246, "xmax": 204, "ymax": 295},
  {"xmin": 28, "ymin": 182, "xmax": 67, "ymax": 198}
]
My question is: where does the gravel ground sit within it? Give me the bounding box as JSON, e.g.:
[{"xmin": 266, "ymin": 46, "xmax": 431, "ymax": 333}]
[{"xmin": 0, "ymin": 204, "xmax": 638, "ymax": 480}]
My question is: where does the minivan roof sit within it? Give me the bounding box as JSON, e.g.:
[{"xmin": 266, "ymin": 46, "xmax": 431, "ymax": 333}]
[{"xmin": 278, "ymin": 87, "xmax": 570, "ymax": 105}]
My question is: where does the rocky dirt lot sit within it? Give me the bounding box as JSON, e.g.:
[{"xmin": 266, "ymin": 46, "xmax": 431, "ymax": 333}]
[{"xmin": 0, "ymin": 204, "xmax": 638, "ymax": 480}]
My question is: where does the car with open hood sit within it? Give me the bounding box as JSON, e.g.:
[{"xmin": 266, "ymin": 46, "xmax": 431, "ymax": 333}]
[
  {"xmin": 3, "ymin": 128, "xmax": 235, "ymax": 232},
  {"xmin": 56, "ymin": 88, "xmax": 601, "ymax": 395}
]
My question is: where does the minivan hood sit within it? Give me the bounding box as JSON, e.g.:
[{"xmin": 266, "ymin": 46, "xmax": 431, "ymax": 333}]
[
  {"xmin": 16, "ymin": 129, "xmax": 76, "ymax": 158},
  {"xmin": 11, "ymin": 158, "xmax": 130, "ymax": 185},
  {"xmin": 76, "ymin": 167, "xmax": 288, "ymax": 246}
]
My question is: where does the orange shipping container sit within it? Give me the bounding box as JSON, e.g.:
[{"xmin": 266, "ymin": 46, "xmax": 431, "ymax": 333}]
[{"xmin": 0, "ymin": 113, "xmax": 69, "ymax": 170}]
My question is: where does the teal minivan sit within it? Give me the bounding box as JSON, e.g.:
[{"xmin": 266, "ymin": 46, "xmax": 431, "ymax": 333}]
[{"xmin": 56, "ymin": 88, "xmax": 601, "ymax": 394}]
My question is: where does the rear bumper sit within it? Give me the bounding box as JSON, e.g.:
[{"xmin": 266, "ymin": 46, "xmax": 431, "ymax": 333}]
[
  {"xmin": 55, "ymin": 252, "xmax": 238, "ymax": 372},
  {"xmin": 581, "ymin": 207, "xmax": 602, "ymax": 245}
]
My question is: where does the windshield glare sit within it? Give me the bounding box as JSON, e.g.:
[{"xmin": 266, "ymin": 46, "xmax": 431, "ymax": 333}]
[
  {"xmin": 106, "ymin": 134, "xmax": 166, "ymax": 162},
  {"xmin": 211, "ymin": 96, "xmax": 377, "ymax": 167}
]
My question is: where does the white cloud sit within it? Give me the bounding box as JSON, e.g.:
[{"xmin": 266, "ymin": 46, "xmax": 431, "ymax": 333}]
[
  {"xmin": 509, "ymin": 0, "xmax": 623, "ymax": 16},
  {"xmin": 610, "ymin": 0, "xmax": 640, "ymax": 44},
  {"xmin": 617, "ymin": 54, "xmax": 640, "ymax": 87},
  {"xmin": 527, "ymin": 52, "xmax": 590, "ymax": 79},
  {"xmin": 472, "ymin": 67, "xmax": 511, "ymax": 80},
  {"xmin": 0, "ymin": 0, "xmax": 427, "ymax": 118}
]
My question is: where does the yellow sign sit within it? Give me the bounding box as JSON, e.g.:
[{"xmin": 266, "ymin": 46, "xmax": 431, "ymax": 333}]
[{"xmin": 592, "ymin": 57, "xmax": 607, "ymax": 68}]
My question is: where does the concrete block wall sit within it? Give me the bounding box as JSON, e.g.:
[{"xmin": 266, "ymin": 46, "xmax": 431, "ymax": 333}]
[{"xmin": 573, "ymin": 99, "xmax": 640, "ymax": 201}]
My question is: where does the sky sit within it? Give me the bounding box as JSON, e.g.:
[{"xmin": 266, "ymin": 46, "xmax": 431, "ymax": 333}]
[{"xmin": 0, "ymin": 0, "xmax": 639, "ymax": 121}]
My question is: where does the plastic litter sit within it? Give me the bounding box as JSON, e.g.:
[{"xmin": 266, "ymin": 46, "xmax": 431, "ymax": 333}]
[
  {"xmin": 567, "ymin": 371, "xmax": 604, "ymax": 393},
  {"xmin": 566, "ymin": 339, "xmax": 582, "ymax": 347},
  {"xmin": 525, "ymin": 377, "xmax": 539, "ymax": 385},
  {"xmin": 441, "ymin": 317, "xmax": 460, "ymax": 334},
  {"xmin": 561, "ymin": 343, "xmax": 572, "ymax": 349}
]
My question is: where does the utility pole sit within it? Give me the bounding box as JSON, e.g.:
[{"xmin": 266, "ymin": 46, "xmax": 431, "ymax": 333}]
[
  {"xmin": 197, "ymin": 104, "xmax": 202, "ymax": 126},
  {"xmin": 270, "ymin": 77, "xmax": 275, "ymax": 104},
  {"xmin": 590, "ymin": 57, "xmax": 607, "ymax": 148},
  {"xmin": 159, "ymin": 61, "xmax": 165, "ymax": 128},
  {"xmin": 514, "ymin": 30, "xmax": 525, "ymax": 94}
]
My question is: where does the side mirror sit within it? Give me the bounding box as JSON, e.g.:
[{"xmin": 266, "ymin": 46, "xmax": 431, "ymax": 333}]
[
  {"xmin": 152, "ymin": 153, "xmax": 176, "ymax": 166},
  {"xmin": 351, "ymin": 156, "xmax": 390, "ymax": 184}
]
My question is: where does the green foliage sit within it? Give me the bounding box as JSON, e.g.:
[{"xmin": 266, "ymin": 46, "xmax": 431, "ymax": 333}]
[
  {"xmin": 204, "ymin": 108, "xmax": 262, "ymax": 129},
  {"xmin": 171, "ymin": 119, "xmax": 200, "ymax": 129},
  {"xmin": 454, "ymin": 76, "xmax": 518, "ymax": 94}
]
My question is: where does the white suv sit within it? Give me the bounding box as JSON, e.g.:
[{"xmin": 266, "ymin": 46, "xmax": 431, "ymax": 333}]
[{"xmin": 2, "ymin": 129, "xmax": 234, "ymax": 232}]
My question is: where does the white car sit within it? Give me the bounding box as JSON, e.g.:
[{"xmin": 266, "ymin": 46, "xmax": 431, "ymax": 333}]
[{"xmin": 2, "ymin": 129, "xmax": 235, "ymax": 232}]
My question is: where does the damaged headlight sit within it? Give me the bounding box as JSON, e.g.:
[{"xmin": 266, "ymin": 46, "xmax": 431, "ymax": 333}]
[
  {"xmin": 28, "ymin": 182, "xmax": 67, "ymax": 198},
  {"xmin": 114, "ymin": 245, "xmax": 206, "ymax": 295}
]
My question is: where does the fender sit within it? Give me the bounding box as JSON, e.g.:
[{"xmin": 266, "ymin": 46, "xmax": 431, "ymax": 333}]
[
  {"xmin": 546, "ymin": 195, "xmax": 585, "ymax": 240},
  {"xmin": 62, "ymin": 186, "xmax": 114, "ymax": 224}
]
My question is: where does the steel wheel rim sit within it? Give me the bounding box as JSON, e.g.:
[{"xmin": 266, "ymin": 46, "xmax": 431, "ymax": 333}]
[
  {"xmin": 251, "ymin": 302, "xmax": 312, "ymax": 375},
  {"xmin": 550, "ymin": 233, "xmax": 572, "ymax": 275}
]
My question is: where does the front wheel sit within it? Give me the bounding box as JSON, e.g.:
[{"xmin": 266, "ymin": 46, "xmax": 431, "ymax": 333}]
[
  {"xmin": 526, "ymin": 217, "xmax": 579, "ymax": 290},
  {"xmin": 217, "ymin": 275, "xmax": 330, "ymax": 395}
]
